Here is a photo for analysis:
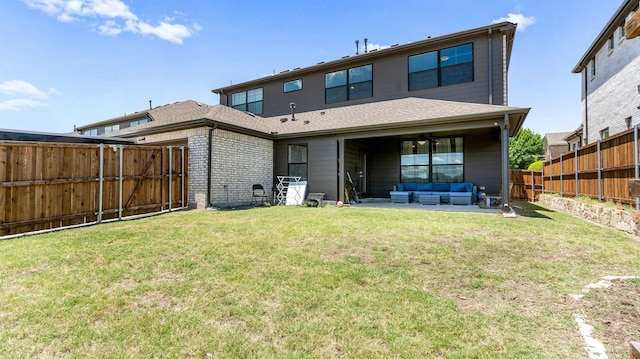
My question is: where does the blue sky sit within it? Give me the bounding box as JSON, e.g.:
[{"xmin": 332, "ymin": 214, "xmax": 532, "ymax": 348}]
[{"xmin": 0, "ymin": 0, "xmax": 624, "ymax": 136}]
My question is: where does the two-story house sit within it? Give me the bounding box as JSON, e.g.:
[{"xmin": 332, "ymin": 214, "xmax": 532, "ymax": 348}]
[
  {"xmin": 77, "ymin": 22, "xmax": 529, "ymax": 209},
  {"xmin": 570, "ymin": 0, "xmax": 640, "ymax": 144}
]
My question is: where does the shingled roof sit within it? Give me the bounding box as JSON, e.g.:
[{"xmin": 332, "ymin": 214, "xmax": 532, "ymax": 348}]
[{"xmin": 104, "ymin": 98, "xmax": 529, "ymax": 139}]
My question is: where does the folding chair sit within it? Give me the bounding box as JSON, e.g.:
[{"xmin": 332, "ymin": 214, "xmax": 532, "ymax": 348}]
[{"xmin": 251, "ymin": 184, "xmax": 269, "ymax": 206}]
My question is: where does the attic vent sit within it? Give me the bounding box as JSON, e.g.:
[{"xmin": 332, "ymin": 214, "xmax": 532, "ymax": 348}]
[
  {"xmin": 320, "ymin": 111, "xmax": 326, "ymax": 115},
  {"xmin": 280, "ymin": 118, "xmax": 288, "ymax": 123},
  {"xmin": 304, "ymin": 120, "xmax": 310, "ymax": 125},
  {"xmin": 293, "ymin": 67, "xmax": 300, "ymax": 70},
  {"xmin": 391, "ymin": 43, "xmax": 399, "ymax": 47},
  {"xmin": 317, "ymin": 61, "xmax": 325, "ymax": 65},
  {"xmin": 342, "ymin": 55, "xmax": 350, "ymax": 59},
  {"xmin": 280, "ymin": 70, "xmax": 290, "ymax": 73},
  {"xmin": 369, "ymin": 49, "xmax": 378, "ymax": 52}
]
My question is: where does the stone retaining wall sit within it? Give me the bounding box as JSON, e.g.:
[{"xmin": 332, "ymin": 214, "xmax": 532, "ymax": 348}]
[{"xmin": 537, "ymin": 194, "xmax": 640, "ymax": 236}]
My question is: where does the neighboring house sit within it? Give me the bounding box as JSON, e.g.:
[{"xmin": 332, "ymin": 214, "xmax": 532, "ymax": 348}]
[
  {"xmin": 572, "ymin": 0, "xmax": 640, "ymax": 144},
  {"xmin": 78, "ymin": 22, "xmax": 530, "ymax": 209},
  {"xmin": 562, "ymin": 125, "xmax": 583, "ymax": 151},
  {"xmin": 543, "ymin": 132, "xmax": 571, "ymax": 160}
]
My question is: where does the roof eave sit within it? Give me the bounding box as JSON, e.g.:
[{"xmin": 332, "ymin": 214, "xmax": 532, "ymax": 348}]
[
  {"xmin": 572, "ymin": 0, "xmax": 636, "ymax": 73},
  {"xmin": 272, "ymin": 107, "xmax": 530, "ymax": 139},
  {"xmin": 212, "ymin": 22, "xmax": 516, "ymax": 94}
]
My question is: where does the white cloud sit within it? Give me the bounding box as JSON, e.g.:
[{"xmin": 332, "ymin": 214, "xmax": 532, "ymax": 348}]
[
  {"xmin": 0, "ymin": 99, "xmax": 50, "ymax": 111},
  {"xmin": 0, "ymin": 80, "xmax": 58, "ymax": 112},
  {"xmin": 22, "ymin": 0, "xmax": 200, "ymax": 44},
  {"xmin": 0, "ymin": 80, "xmax": 57, "ymax": 99},
  {"xmin": 492, "ymin": 13, "xmax": 536, "ymax": 32},
  {"xmin": 126, "ymin": 18, "xmax": 195, "ymax": 45},
  {"xmin": 98, "ymin": 20, "xmax": 121, "ymax": 35}
]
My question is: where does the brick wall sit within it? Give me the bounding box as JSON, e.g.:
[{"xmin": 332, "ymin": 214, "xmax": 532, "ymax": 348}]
[
  {"xmin": 187, "ymin": 128, "xmax": 212, "ymax": 209},
  {"xmin": 582, "ymin": 23, "xmax": 640, "ymax": 143},
  {"xmin": 210, "ymin": 129, "xmax": 273, "ymax": 208}
]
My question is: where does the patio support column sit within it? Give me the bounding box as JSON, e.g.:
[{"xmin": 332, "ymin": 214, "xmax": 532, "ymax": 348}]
[
  {"xmin": 338, "ymin": 138, "xmax": 345, "ymax": 203},
  {"xmin": 501, "ymin": 114, "xmax": 510, "ymax": 210}
]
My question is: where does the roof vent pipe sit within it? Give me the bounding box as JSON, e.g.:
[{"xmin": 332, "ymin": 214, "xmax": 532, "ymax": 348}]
[
  {"xmin": 364, "ymin": 38, "xmax": 368, "ymax": 53},
  {"xmin": 355, "ymin": 39, "xmax": 359, "ymax": 55},
  {"xmin": 149, "ymin": 100, "xmax": 152, "ymax": 110}
]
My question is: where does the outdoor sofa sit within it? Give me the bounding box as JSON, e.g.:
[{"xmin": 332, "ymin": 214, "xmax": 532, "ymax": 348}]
[{"xmin": 389, "ymin": 182, "xmax": 476, "ymax": 205}]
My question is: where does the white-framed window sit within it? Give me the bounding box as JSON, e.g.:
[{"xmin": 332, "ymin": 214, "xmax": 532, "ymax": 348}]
[
  {"xmin": 600, "ymin": 128, "xmax": 609, "ymax": 139},
  {"xmin": 130, "ymin": 118, "xmax": 148, "ymax": 127},
  {"xmin": 608, "ymin": 35, "xmax": 615, "ymax": 51},
  {"xmin": 83, "ymin": 128, "xmax": 98, "ymax": 136},
  {"xmin": 104, "ymin": 124, "xmax": 120, "ymax": 134}
]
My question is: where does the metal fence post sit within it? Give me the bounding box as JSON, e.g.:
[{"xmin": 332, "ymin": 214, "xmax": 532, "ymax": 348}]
[
  {"xmin": 98, "ymin": 144, "xmax": 104, "ymax": 223},
  {"xmin": 635, "ymin": 124, "xmax": 639, "ymax": 210},
  {"xmin": 575, "ymin": 147, "xmax": 579, "ymax": 198},
  {"xmin": 559, "ymin": 154, "xmax": 563, "ymax": 197},
  {"xmin": 168, "ymin": 146, "xmax": 173, "ymax": 211},
  {"xmin": 549, "ymin": 160, "xmax": 553, "ymax": 195},
  {"xmin": 181, "ymin": 146, "xmax": 185, "ymax": 209},
  {"xmin": 597, "ymin": 140, "xmax": 602, "ymax": 202},
  {"xmin": 118, "ymin": 145, "xmax": 123, "ymax": 220}
]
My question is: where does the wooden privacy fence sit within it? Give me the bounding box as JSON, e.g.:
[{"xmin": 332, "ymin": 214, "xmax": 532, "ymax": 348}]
[
  {"xmin": 543, "ymin": 127, "xmax": 640, "ymax": 206},
  {"xmin": 509, "ymin": 169, "xmax": 542, "ymax": 201},
  {"xmin": 0, "ymin": 141, "xmax": 188, "ymax": 237}
]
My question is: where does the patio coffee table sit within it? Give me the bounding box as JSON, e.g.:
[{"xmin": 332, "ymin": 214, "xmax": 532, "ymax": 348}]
[{"xmin": 419, "ymin": 194, "xmax": 440, "ymax": 205}]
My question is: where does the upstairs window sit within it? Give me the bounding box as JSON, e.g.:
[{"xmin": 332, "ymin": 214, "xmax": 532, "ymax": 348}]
[
  {"xmin": 284, "ymin": 79, "xmax": 303, "ymax": 93},
  {"xmin": 409, "ymin": 43, "xmax": 473, "ymax": 90},
  {"xmin": 600, "ymin": 128, "xmax": 609, "ymax": 139},
  {"xmin": 608, "ymin": 35, "xmax": 614, "ymax": 51},
  {"xmin": 231, "ymin": 88, "xmax": 263, "ymax": 114},
  {"xmin": 440, "ymin": 43, "xmax": 474, "ymax": 86},
  {"xmin": 590, "ymin": 57, "xmax": 596, "ymax": 78},
  {"xmin": 104, "ymin": 124, "xmax": 120, "ymax": 134},
  {"xmin": 325, "ymin": 64, "xmax": 372, "ymax": 104},
  {"xmin": 130, "ymin": 118, "xmax": 148, "ymax": 127},
  {"xmin": 83, "ymin": 128, "xmax": 98, "ymax": 136}
]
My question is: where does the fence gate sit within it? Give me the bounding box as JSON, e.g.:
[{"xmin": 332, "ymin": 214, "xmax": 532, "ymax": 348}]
[{"xmin": 0, "ymin": 142, "xmax": 188, "ymax": 237}]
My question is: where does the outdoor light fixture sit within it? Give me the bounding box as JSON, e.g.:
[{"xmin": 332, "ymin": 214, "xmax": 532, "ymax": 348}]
[{"xmin": 417, "ymin": 134, "xmax": 427, "ymax": 145}]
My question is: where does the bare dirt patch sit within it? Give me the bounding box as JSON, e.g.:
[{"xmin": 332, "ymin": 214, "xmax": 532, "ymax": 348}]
[{"xmin": 574, "ymin": 280, "xmax": 640, "ymax": 358}]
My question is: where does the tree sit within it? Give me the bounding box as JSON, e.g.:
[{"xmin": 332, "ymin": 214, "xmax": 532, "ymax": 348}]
[{"xmin": 509, "ymin": 128, "xmax": 544, "ymax": 169}]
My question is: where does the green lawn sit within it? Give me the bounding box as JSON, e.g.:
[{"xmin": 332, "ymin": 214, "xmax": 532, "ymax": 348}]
[{"xmin": 1, "ymin": 202, "xmax": 639, "ymax": 358}]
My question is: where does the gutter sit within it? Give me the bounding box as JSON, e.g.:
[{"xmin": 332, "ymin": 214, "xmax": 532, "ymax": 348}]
[
  {"xmin": 572, "ymin": 0, "xmax": 636, "ymax": 73},
  {"xmin": 212, "ymin": 22, "xmax": 516, "ymax": 94}
]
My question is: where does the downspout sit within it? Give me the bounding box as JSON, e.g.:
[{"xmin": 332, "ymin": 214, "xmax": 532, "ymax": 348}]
[
  {"xmin": 583, "ymin": 69, "xmax": 589, "ymax": 144},
  {"xmin": 502, "ymin": 33, "xmax": 508, "ymax": 105},
  {"xmin": 488, "ymin": 28, "xmax": 493, "ymax": 104}
]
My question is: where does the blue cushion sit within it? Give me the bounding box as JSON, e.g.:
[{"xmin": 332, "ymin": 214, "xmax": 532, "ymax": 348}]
[
  {"xmin": 404, "ymin": 183, "xmax": 417, "ymax": 191},
  {"xmin": 450, "ymin": 183, "xmax": 467, "ymax": 192},
  {"xmin": 397, "ymin": 183, "xmax": 405, "ymax": 191},
  {"xmin": 432, "ymin": 183, "xmax": 449, "ymax": 192},
  {"xmin": 416, "ymin": 183, "xmax": 433, "ymax": 191}
]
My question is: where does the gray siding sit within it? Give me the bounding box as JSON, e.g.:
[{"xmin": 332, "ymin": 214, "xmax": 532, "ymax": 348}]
[
  {"xmin": 464, "ymin": 128, "xmax": 503, "ymax": 195},
  {"xmin": 274, "ymin": 136, "xmax": 339, "ymax": 200},
  {"xmin": 223, "ymin": 32, "xmax": 507, "ymax": 117}
]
